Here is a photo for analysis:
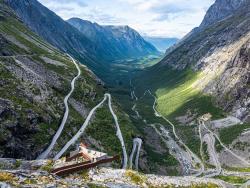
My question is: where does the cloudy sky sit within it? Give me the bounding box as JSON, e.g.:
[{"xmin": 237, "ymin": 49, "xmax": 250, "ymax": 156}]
[{"xmin": 38, "ymin": 0, "xmax": 215, "ymax": 38}]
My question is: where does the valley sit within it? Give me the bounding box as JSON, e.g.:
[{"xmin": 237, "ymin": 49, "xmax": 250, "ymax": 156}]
[
  {"xmin": 106, "ymin": 56, "xmax": 250, "ymax": 186},
  {"xmin": 0, "ymin": 0, "xmax": 250, "ymax": 187}
]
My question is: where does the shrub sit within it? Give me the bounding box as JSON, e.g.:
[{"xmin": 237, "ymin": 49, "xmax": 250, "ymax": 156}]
[
  {"xmin": 0, "ymin": 172, "xmax": 15, "ymax": 182},
  {"xmin": 14, "ymin": 159, "xmax": 22, "ymax": 169},
  {"xmin": 125, "ymin": 170, "xmax": 145, "ymax": 185},
  {"xmin": 41, "ymin": 160, "xmax": 54, "ymax": 172}
]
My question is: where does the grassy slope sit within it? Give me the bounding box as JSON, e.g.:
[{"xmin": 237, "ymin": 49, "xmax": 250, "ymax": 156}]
[
  {"xmin": 133, "ymin": 66, "xmax": 225, "ymax": 156},
  {"xmin": 135, "ymin": 66, "xmax": 225, "ymax": 120},
  {"xmin": 0, "ymin": 3, "xmax": 135, "ymax": 160},
  {"xmin": 215, "ymin": 175, "xmax": 249, "ymax": 184}
]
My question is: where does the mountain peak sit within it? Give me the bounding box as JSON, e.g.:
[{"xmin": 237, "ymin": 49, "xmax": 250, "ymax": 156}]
[{"xmin": 200, "ymin": 0, "xmax": 248, "ymax": 28}]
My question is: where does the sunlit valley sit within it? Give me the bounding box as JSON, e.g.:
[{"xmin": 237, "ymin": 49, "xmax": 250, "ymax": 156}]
[{"xmin": 0, "ymin": 0, "xmax": 250, "ymax": 187}]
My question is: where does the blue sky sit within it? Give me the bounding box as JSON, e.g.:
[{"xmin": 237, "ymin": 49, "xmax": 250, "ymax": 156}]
[{"xmin": 38, "ymin": 0, "xmax": 215, "ymax": 38}]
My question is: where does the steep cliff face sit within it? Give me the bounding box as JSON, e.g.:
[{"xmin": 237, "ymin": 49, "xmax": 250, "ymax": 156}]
[
  {"xmin": 153, "ymin": 0, "xmax": 250, "ymax": 122},
  {"xmin": 68, "ymin": 18, "xmax": 159, "ymax": 60},
  {"xmin": 194, "ymin": 36, "xmax": 250, "ymax": 122}
]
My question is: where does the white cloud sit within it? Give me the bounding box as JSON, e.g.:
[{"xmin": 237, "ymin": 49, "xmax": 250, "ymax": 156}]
[{"xmin": 38, "ymin": 0, "xmax": 215, "ymax": 38}]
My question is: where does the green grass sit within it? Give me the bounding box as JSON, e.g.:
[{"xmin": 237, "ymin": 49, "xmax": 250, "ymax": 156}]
[
  {"xmin": 215, "ymin": 175, "xmax": 249, "ymax": 184},
  {"xmin": 41, "ymin": 160, "xmax": 54, "ymax": 172},
  {"xmin": 14, "ymin": 160, "xmax": 22, "ymax": 169},
  {"xmin": 111, "ymin": 89, "xmax": 181, "ymax": 174},
  {"xmin": 144, "ymin": 144, "xmax": 179, "ymax": 167},
  {"xmin": 125, "ymin": 170, "xmax": 145, "ymax": 185},
  {"xmin": 224, "ymin": 166, "xmax": 250, "ymax": 172},
  {"xmin": 0, "ymin": 12, "xmax": 55, "ymax": 55},
  {"xmin": 176, "ymin": 124, "xmax": 201, "ymax": 155},
  {"xmin": 202, "ymin": 143, "xmax": 209, "ymax": 162},
  {"xmin": 33, "ymin": 122, "xmax": 59, "ymax": 145},
  {"xmin": 155, "ymin": 69, "xmax": 223, "ymax": 120},
  {"xmin": 219, "ymin": 123, "xmax": 250, "ymax": 145},
  {"xmin": 85, "ymin": 104, "xmax": 135, "ymax": 157},
  {"xmin": 135, "ymin": 66, "xmax": 225, "ymax": 121},
  {"xmin": 215, "ymin": 139, "xmax": 224, "ymax": 152}
]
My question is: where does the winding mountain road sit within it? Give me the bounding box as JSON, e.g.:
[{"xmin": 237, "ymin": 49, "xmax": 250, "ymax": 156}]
[
  {"xmin": 54, "ymin": 94, "xmax": 128, "ymax": 169},
  {"xmin": 151, "ymin": 124, "xmax": 194, "ymax": 175},
  {"xmin": 37, "ymin": 54, "xmax": 81, "ymax": 160},
  {"xmin": 240, "ymin": 180, "xmax": 250, "ymax": 188},
  {"xmin": 132, "ymin": 89, "xmax": 204, "ymax": 176},
  {"xmin": 107, "ymin": 93, "xmax": 128, "ymax": 169},
  {"xmin": 131, "ymin": 104, "xmax": 141, "ymax": 119},
  {"xmin": 198, "ymin": 121, "xmax": 205, "ymax": 162},
  {"xmin": 203, "ymin": 133, "xmax": 222, "ymax": 178},
  {"xmin": 129, "ymin": 138, "xmax": 142, "ymax": 170},
  {"xmin": 202, "ymin": 121, "xmax": 250, "ymax": 166},
  {"xmin": 146, "ymin": 90, "xmax": 205, "ymax": 176},
  {"xmin": 198, "ymin": 121, "xmax": 222, "ymax": 177},
  {"xmin": 38, "ymin": 57, "xmax": 128, "ymax": 167},
  {"xmin": 130, "ymin": 80, "xmax": 138, "ymax": 101}
]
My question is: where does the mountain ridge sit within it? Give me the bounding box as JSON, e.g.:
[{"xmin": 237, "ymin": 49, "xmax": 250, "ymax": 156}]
[
  {"xmin": 4, "ymin": 0, "xmax": 159, "ymax": 70},
  {"xmin": 200, "ymin": 0, "xmax": 248, "ymax": 28},
  {"xmin": 67, "ymin": 17, "xmax": 159, "ymax": 60}
]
